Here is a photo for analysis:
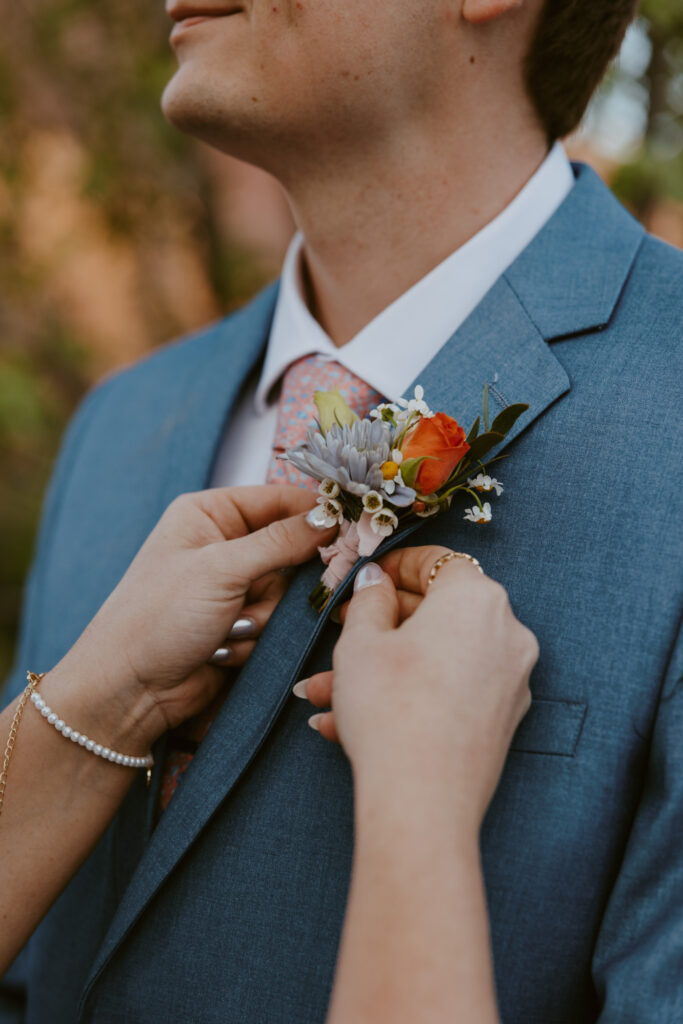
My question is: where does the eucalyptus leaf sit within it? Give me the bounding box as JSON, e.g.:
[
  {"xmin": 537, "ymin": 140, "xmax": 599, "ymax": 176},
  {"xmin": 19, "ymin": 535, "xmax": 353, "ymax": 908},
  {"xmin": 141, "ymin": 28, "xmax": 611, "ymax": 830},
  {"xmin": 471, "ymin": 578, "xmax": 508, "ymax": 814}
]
[
  {"xmin": 463, "ymin": 430, "xmax": 505, "ymax": 464},
  {"xmin": 490, "ymin": 403, "xmax": 529, "ymax": 438},
  {"xmin": 465, "ymin": 416, "xmax": 480, "ymax": 445}
]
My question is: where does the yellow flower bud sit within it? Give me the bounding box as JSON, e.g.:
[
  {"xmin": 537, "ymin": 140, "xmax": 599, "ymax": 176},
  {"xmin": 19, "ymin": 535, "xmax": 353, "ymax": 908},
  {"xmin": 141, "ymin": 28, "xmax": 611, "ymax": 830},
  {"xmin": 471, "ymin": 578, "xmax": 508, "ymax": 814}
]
[
  {"xmin": 314, "ymin": 389, "xmax": 358, "ymax": 433},
  {"xmin": 381, "ymin": 460, "xmax": 400, "ymax": 480}
]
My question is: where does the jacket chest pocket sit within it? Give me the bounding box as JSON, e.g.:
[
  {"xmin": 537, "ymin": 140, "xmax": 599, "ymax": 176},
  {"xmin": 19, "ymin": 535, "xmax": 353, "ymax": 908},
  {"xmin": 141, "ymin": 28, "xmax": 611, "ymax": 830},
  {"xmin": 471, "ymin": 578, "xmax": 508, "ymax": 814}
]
[{"xmin": 510, "ymin": 697, "xmax": 587, "ymax": 756}]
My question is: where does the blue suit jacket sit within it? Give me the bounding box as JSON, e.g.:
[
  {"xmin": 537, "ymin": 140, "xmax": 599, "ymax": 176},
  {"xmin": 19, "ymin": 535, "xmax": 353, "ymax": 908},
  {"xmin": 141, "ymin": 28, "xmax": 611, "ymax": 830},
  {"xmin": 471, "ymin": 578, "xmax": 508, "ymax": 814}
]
[{"xmin": 2, "ymin": 164, "xmax": 682, "ymax": 1023}]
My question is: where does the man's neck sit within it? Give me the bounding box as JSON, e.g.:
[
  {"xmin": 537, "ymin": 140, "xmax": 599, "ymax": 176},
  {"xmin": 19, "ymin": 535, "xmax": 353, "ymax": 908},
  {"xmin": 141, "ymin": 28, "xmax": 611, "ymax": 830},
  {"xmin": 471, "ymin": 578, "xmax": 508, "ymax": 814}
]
[{"xmin": 283, "ymin": 125, "xmax": 549, "ymax": 347}]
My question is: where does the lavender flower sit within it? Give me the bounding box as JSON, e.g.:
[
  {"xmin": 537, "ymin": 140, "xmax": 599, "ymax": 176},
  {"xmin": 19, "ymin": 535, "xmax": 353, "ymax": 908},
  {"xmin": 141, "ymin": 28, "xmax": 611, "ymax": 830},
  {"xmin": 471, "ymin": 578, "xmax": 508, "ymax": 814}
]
[{"xmin": 283, "ymin": 419, "xmax": 416, "ymax": 507}]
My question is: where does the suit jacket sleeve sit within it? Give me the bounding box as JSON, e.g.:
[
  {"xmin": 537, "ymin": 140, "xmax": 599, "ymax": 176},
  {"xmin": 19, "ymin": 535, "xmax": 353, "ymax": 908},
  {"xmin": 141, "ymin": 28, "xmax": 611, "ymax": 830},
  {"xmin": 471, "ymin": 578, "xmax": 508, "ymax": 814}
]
[
  {"xmin": 2, "ymin": 382, "xmax": 108, "ymax": 705},
  {"xmin": 592, "ymin": 616, "xmax": 683, "ymax": 1022},
  {"xmin": 0, "ymin": 381, "xmax": 107, "ymax": 1024}
]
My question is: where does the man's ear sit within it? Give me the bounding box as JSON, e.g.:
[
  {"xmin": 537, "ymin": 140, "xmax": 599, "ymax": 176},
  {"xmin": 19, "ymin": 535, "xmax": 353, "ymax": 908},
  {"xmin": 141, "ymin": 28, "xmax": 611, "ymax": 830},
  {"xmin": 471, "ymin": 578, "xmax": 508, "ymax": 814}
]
[{"xmin": 462, "ymin": 0, "xmax": 524, "ymax": 24}]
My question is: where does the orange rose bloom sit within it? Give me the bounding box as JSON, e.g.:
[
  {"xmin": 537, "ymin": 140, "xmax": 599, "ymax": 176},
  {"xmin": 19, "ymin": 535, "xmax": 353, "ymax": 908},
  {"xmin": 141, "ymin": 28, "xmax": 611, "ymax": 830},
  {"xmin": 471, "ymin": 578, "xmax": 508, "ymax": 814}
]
[{"xmin": 401, "ymin": 413, "xmax": 470, "ymax": 494}]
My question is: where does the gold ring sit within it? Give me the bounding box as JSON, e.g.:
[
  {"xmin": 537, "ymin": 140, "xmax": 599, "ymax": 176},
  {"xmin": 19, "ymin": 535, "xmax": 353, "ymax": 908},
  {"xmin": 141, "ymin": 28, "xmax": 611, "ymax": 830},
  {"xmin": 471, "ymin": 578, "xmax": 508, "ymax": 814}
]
[{"xmin": 427, "ymin": 551, "xmax": 484, "ymax": 587}]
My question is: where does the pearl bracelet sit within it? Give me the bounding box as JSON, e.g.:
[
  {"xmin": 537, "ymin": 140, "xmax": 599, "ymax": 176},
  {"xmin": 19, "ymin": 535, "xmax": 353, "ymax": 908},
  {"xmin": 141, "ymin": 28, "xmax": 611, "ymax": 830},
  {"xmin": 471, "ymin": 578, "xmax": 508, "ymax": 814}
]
[{"xmin": 30, "ymin": 691, "xmax": 154, "ymax": 771}]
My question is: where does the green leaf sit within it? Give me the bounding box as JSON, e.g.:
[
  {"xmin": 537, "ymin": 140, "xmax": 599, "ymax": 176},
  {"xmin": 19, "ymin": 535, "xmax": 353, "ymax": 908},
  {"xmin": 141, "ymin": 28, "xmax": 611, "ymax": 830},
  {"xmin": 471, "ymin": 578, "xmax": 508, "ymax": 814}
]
[
  {"xmin": 314, "ymin": 389, "xmax": 358, "ymax": 433},
  {"xmin": 482, "ymin": 453, "xmax": 511, "ymax": 469},
  {"xmin": 399, "ymin": 455, "xmax": 437, "ymax": 489},
  {"xmin": 490, "ymin": 403, "xmax": 529, "ymax": 438},
  {"xmin": 483, "ymin": 383, "xmax": 490, "ymax": 432},
  {"xmin": 463, "ymin": 430, "xmax": 505, "ymax": 464},
  {"xmin": 465, "ymin": 416, "xmax": 480, "ymax": 445},
  {"xmin": 309, "ymin": 582, "xmax": 333, "ymax": 613}
]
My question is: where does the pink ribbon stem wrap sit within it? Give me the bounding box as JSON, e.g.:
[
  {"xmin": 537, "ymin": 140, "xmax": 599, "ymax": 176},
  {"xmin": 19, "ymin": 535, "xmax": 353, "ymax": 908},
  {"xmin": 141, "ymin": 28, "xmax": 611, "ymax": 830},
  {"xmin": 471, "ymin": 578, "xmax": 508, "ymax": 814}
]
[{"xmin": 319, "ymin": 513, "xmax": 383, "ymax": 591}]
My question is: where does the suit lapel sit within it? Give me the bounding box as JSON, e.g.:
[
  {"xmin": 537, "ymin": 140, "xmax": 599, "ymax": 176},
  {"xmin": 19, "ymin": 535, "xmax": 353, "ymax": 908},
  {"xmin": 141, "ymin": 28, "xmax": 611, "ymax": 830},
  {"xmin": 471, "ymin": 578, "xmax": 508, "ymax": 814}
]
[
  {"xmin": 102, "ymin": 285, "xmax": 280, "ymax": 898},
  {"xmin": 81, "ymin": 164, "xmax": 644, "ymax": 1004},
  {"xmin": 158, "ymin": 283, "xmax": 280, "ymax": 506}
]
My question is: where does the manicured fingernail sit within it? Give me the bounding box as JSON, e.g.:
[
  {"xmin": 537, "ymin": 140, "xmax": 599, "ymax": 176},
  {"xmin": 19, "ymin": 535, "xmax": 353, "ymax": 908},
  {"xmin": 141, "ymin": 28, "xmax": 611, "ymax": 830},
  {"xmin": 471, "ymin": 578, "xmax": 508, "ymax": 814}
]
[
  {"xmin": 354, "ymin": 563, "xmax": 385, "ymax": 591},
  {"xmin": 307, "ymin": 506, "xmax": 333, "ymax": 530},
  {"xmin": 292, "ymin": 679, "xmax": 308, "ymax": 699},
  {"xmin": 308, "ymin": 714, "xmax": 322, "ymax": 731},
  {"xmin": 227, "ymin": 616, "xmax": 256, "ymax": 640},
  {"xmin": 208, "ymin": 646, "xmax": 232, "ymax": 666}
]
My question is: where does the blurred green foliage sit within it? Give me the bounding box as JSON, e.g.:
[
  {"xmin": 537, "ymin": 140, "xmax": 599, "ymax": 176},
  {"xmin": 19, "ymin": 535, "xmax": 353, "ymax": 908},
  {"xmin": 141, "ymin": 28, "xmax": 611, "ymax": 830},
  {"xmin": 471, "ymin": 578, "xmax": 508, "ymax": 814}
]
[
  {"xmin": 611, "ymin": 0, "xmax": 683, "ymax": 211},
  {"xmin": 0, "ymin": 0, "xmax": 681, "ymax": 686}
]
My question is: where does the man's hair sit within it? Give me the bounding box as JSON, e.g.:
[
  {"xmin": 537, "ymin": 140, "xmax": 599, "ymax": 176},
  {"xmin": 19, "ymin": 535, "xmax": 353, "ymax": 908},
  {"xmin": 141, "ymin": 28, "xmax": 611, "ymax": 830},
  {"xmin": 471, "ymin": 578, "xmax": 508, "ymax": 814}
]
[{"xmin": 524, "ymin": 0, "xmax": 639, "ymax": 141}]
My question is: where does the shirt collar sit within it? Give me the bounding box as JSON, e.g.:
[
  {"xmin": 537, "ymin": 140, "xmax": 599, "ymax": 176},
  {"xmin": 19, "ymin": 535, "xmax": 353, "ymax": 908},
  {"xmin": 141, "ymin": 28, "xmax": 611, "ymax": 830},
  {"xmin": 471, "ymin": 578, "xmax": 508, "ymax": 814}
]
[{"xmin": 255, "ymin": 142, "xmax": 574, "ymax": 413}]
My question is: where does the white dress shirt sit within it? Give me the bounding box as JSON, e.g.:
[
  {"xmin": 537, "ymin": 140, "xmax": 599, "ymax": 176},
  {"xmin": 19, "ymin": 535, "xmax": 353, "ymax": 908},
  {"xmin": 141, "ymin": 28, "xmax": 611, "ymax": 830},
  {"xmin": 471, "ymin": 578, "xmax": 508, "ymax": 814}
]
[{"xmin": 211, "ymin": 143, "xmax": 574, "ymax": 488}]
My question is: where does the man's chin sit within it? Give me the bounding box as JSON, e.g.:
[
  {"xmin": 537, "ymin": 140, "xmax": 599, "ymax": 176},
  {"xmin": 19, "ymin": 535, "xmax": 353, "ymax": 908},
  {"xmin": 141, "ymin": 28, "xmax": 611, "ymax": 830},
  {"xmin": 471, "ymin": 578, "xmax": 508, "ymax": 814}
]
[
  {"xmin": 161, "ymin": 72, "xmax": 214, "ymax": 138},
  {"xmin": 160, "ymin": 71, "xmax": 274, "ymax": 165}
]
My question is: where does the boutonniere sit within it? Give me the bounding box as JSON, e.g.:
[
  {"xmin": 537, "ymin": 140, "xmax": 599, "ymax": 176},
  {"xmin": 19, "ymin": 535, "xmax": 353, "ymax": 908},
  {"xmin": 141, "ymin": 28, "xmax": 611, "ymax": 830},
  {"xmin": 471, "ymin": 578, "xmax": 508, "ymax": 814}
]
[{"xmin": 281, "ymin": 385, "xmax": 528, "ymax": 611}]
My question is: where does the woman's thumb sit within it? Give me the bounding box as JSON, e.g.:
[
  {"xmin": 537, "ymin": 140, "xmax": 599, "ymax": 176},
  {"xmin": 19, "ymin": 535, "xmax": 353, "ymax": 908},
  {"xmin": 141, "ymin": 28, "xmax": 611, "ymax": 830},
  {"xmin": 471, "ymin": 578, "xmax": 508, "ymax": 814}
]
[{"xmin": 342, "ymin": 563, "xmax": 399, "ymax": 634}]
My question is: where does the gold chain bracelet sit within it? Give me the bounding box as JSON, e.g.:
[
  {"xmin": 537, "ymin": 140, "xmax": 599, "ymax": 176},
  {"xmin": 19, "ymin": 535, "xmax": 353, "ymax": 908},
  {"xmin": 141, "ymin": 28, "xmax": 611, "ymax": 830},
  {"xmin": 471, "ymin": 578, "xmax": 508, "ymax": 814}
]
[{"xmin": 0, "ymin": 671, "xmax": 45, "ymax": 820}]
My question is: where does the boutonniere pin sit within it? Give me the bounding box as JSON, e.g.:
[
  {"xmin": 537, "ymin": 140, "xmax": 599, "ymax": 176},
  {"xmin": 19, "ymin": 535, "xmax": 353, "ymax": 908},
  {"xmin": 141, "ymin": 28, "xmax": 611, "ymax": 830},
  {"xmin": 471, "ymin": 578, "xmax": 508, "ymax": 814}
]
[{"xmin": 281, "ymin": 384, "xmax": 528, "ymax": 611}]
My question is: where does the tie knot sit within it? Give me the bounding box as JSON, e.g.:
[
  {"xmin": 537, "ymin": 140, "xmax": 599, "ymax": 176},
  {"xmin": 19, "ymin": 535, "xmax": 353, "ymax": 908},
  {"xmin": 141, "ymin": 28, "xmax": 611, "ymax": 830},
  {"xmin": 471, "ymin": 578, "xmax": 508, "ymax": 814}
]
[{"xmin": 266, "ymin": 354, "xmax": 387, "ymax": 488}]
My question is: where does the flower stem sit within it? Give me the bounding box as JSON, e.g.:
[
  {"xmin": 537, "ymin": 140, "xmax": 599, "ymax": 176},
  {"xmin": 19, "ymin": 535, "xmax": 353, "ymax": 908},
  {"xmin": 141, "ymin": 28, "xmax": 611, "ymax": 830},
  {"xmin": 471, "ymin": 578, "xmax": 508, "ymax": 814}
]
[{"xmin": 309, "ymin": 582, "xmax": 333, "ymax": 614}]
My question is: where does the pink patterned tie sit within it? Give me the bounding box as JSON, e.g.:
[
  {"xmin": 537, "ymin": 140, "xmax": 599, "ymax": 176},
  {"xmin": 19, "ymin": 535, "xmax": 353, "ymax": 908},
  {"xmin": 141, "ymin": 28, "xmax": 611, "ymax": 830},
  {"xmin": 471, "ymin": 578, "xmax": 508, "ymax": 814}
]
[
  {"xmin": 266, "ymin": 354, "xmax": 386, "ymax": 489},
  {"xmin": 158, "ymin": 354, "xmax": 385, "ymax": 812}
]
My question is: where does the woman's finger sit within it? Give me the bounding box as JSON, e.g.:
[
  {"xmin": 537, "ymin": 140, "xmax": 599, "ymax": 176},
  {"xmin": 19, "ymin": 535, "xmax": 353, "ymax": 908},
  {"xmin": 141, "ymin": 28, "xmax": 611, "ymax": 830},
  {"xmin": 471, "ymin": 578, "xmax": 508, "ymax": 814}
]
[
  {"xmin": 377, "ymin": 545, "xmax": 456, "ymax": 595},
  {"xmin": 229, "ymin": 593, "xmax": 287, "ymax": 639},
  {"xmin": 396, "ymin": 590, "xmax": 422, "ymax": 622},
  {"xmin": 193, "ymin": 485, "xmax": 321, "ymax": 539},
  {"xmin": 209, "ymin": 639, "xmax": 257, "ymax": 668},
  {"xmin": 227, "ymin": 617, "xmax": 260, "ymax": 642},
  {"xmin": 308, "ymin": 711, "xmax": 340, "ymax": 744},
  {"xmin": 211, "ymin": 589, "xmax": 292, "ymax": 664},
  {"xmin": 245, "ymin": 572, "xmax": 288, "ymax": 606},
  {"xmin": 337, "ymin": 588, "xmax": 421, "ymax": 626},
  {"xmin": 293, "ymin": 670, "xmax": 334, "ymax": 708},
  {"xmin": 211, "ymin": 510, "xmax": 338, "ymax": 588}
]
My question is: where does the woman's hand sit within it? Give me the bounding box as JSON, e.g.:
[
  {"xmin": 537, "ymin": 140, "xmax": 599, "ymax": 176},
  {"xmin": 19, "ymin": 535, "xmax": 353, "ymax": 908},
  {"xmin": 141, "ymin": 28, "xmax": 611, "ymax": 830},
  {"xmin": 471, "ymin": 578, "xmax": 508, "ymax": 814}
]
[
  {"xmin": 54, "ymin": 486, "xmax": 335, "ymax": 748},
  {"xmin": 297, "ymin": 545, "xmax": 538, "ymax": 828},
  {"xmin": 0, "ymin": 484, "xmax": 336, "ymax": 973}
]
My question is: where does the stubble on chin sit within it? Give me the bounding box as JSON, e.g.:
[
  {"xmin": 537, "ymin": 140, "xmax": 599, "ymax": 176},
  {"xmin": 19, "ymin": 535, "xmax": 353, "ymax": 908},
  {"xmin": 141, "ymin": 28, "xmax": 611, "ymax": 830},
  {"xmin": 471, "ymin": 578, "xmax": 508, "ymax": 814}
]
[
  {"xmin": 162, "ymin": 65, "xmax": 234, "ymax": 140},
  {"xmin": 161, "ymin": 64, "xmax": 277, "ymax": 166},
  {"xmin": 162, "ymin": 65, "xmax": 211, "ymax": 135}
]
